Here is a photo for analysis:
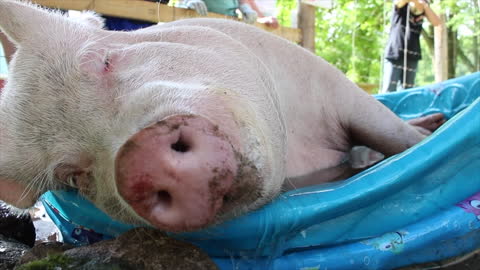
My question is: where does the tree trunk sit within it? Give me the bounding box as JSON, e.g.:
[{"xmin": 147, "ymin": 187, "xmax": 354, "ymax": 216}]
[
  {"xmin": 297, "ymin": 1, "xmax": 316, "ymax": 52},
  {"xmin": 422, "ymin": 28, "xmax": 434, "ymax": 59},
  {"xmin": 447, "ymin": 21, "xmax": 457, "ymax": 79},
  {"xmin": 457, "ymin": 47, "xmax": 476, "ymax": 72},
  {"xmin": 434, "ymin": 14, "xmax": 448, "ymax": 82}
]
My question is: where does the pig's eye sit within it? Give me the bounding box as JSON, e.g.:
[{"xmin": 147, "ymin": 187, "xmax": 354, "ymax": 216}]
[
  {"xmin": 66, "ymin": 174, "xmax": 78, "ymax": 188},
  {"xmin": 104, "ymin": 57, "xmax": 111, "ymax": 72}
]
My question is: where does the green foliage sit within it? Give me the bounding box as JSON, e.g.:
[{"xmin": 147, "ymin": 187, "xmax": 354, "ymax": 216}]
[
  {"xmin": 17, "ymin": 254, "xmax": 74, "ymax": 270},
  {"xmin": 436, "ymin": 0, "xmax": 479, "ymax": 35},
  {"xmin": 314, "ymin": 0, "xmax": 387, "ymax": 86},
  {"xmin": 276, "ymin": 0, "xmax": 297, "ymax": 27},
  {"xmin": 276, "ymin": 0, "xmax": 479, "ymax": 91},
  {"xmin": 16, "ymin": 255, "xmax": 125, "ymax": 270},
  {"xmin": 415, "ymin": 40, "xmax": 435, "ymax": 86}
]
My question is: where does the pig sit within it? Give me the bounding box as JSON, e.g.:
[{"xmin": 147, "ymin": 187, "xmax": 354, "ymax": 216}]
[{"xmin": 0, "ymin": 1, "xmax": 444, "ymax": 232}]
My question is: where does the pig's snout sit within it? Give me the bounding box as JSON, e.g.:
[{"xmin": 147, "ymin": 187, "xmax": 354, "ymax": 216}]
[{"xmin": 115, "ymin": 115, "xmax": 238, "ymax": 232}]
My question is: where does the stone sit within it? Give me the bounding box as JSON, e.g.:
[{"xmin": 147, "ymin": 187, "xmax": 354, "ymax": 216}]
[{"xmin": 0, "ymin": 201, "xmax": 35, "ymax": 247}]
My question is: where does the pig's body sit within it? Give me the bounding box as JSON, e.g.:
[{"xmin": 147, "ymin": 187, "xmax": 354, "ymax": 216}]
[
  {"xmin": 0, "ymin": 1, "xmax": 439, "ymax": 232},
  {"xmin": 128, "ymin": 20, "xmax": 357, "ymax": 181},
  {"xmin": 164, "ymin": 19, "xmax": 425, "ymax": 183}
]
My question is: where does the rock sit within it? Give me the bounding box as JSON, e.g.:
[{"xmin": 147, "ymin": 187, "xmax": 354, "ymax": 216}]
[
  {"xmin": 0, "ymin": 201, "xmax": 36, "ymax": 247},
  {"xmin": 19, "ymin": 242, "xmax": 73, "ymax": 265},
  {"xmin": 62, "ymin": 227, "xmax": 219, "ymax": 270},
  {"xmin": 15, "ymin": 228, "xmax": 218, "ymax": 270},
  {"xmin": 0, "ymin": 234, "xmax": 30, "ymax": 270}
]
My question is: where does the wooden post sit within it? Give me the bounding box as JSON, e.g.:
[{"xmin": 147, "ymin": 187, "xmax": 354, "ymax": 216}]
[
  {"xmin": 297, "ymin": 1, "xmax": 316, "ymax": 52},
  {"xmin": 434, "ymin": 14, "xmax": 448, "ymax": 82}
]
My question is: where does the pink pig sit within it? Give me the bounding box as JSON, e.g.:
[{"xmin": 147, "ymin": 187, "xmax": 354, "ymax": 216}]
[{"xmin": 0, "ymin": 1, "xmax": 444, "ymax": 232}]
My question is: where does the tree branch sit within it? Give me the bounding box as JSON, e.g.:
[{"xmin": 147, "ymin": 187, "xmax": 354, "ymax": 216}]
[{"xmin": 422, "ymin": 27, "xmax": 434, "ymax": 58}]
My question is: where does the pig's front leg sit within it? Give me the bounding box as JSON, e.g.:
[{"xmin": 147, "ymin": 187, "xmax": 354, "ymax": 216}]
[
  {"xmin": 346, "ymin": 113, "xmax": 446, "ymax": 169},
  {"xmin": 283, "ymin": 109, "xmax": 446, "ymax": 191},
  {"xmin": 344, "ymin": 89, "xmax": 440, "ymax": 157}
]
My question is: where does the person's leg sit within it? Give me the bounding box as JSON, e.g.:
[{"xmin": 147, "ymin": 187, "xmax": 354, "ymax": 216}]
[
  {"xmin": 404, "ymin": 59, "xmax": 419, "ymax": 89},
  {"xmin": 382, "ymin": 59, "xmax": 403, "ymax": 92}
]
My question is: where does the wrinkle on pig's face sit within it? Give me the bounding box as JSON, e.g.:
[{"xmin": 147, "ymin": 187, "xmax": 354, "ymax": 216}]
[{"xmin": 0, "ymin": 43, "xmax": 119, "ymax": 198}]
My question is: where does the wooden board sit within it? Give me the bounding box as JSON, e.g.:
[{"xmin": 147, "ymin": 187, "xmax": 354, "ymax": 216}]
[
  {"xmin": 32, "ymin": 0, "xmax": 302, "ymax": 43},
  {"xmin": 357, "ymin": 83, "xmax": 378, "ymax": 94}
]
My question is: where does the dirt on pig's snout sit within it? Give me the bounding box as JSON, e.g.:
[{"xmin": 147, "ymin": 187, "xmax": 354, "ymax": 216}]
[
  {"xmin": 117, "ymin": 145, "xmax": 263, "ymax": 228},
  {"xmin": 112, "ymin": 115, "xmax": 268, "ymax": 231},
  {"xmin": 217, "ymin": 150, "xmax": 264, "ymax": 219}
]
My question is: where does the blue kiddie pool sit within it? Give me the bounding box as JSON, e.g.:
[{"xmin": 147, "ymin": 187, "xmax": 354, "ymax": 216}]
[{"xmin": 42, "ymin": 72, "xmax": 480, "ymax": 270}]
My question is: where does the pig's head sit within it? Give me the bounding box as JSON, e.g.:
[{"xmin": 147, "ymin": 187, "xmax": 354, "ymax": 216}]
[{"xmin": 0, "ymin": 1, "xmax": 287, "ymax": 232}]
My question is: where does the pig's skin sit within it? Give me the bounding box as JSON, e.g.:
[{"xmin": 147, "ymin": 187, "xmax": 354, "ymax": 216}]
[
  {"xmin": 0, "ymin": 1, "xmax": 425, "ymax": 231},
  {"xmin": 166, "ymin": 19, "xmax": 427, "ymax": 186}
]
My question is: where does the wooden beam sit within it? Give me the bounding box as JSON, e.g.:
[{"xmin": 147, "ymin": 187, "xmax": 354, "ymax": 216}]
[
  {"xmin": 357, "ymin": 83, "xmax": 377, "ymax": 94},
  {"xmin": 434, "ymin": 14, "xmax": 448, "ymax": 82},
  {"xmin": 297, "ymin": 1, "xmax": 316, "ymax": 52},
  {"xmin": 32, "ymin": 0, "xmax": 301, "ymax": 43}
]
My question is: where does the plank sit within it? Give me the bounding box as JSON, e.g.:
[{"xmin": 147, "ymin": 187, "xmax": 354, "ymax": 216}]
[{"xmin": 32, "ymin": 0, "xmax": 302, "ymax": 43}]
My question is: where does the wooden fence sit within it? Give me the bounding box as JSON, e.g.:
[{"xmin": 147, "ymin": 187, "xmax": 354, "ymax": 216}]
[
  {"xmin": 29, "ymin": 0, "xmax": 380, "ymax": 92},
  {"xmin": 32, "ymin": 0, "xmax": 302, "ymax": 43}
]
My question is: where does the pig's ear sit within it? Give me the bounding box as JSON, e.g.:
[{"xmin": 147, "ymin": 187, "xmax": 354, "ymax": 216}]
[
  {"xmin": 70, "ymin": 11, "xmax": 105, "ymax": 29},
  {"xmin": 0, "ymin": 0, "xmax": 65, "ymax": 45},
  {"xmin": 0, "ymin": 178, "xmax": 37, "ymax": 208}
]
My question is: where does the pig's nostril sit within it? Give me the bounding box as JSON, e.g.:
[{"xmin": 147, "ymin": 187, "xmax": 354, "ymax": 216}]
[
  {"xmin": 156, "ymin": 190, "xmax": 172, "ymax": 209},
  {"xmin": 171, "ymin": 136, "xmax": 190, "ymax": 153}
]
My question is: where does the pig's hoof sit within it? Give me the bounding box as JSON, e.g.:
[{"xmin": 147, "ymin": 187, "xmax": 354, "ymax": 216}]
[{"xmin": 407, "ymin": 113, "xmax": 446, "ymax": 133}]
